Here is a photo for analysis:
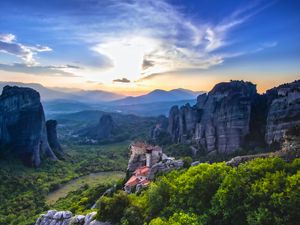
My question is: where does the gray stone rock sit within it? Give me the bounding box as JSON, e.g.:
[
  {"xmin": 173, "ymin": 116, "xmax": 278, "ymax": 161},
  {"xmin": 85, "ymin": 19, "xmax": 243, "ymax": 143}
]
[
  {"xmin": 191, "ymin": 161, "xmax": 200, "ymax": 166},
  {"xmin": 265, "ymin": 80, "xmax": 300, "ymax": 144},
  {"xmin": 168, "ymin": 81, "xmax": 256, "ymax": 154},
  {"xmin": 95, "ymin": 114, "xmax": 114, "ymax": 140},
  {"xmin": 0, "ymin": 86, "xmax": 57, "ymax": 166},
  {"xmin": 46, "ymin": 120, "xmax": 62, "ymax": 152},
  {"xmin": 148, "ymin": 159, "xmax": 184, "ymax": 180},
  {"xmin": 83, "ymin": 212, "xmax": 97, "ymax": 225},
  {"xmin": 150, "ymin": 115, "xmax": 169, "ymax": 143},
  {"xmin": 167, "ymin": 80, "xmax": 300, "ymax": 155},
  {"xmin": 35, "ymin": 211, "xmax": 104, "ymax": 225}
]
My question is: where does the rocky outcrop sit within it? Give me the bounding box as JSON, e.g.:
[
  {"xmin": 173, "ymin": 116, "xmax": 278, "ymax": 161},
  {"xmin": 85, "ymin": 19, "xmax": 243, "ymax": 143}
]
[
  {"xmin": 148, "ymin": 158, "xmax": 184, "ymax": 180},
  {"xmin": 0, "ymin": 86, "xmax": 57, "ymax": 167},
  {"xmin": 150, "ymin": 115, "xmax": 169, "ymax": 143},
  {"xmin": 227, "ymin": 124, "xmax": 300, "ymax": 166},
  {"xmin": 168, "ymin": 81, "xmax": 256, "ymax": 154},
  {"xmin": 95, "ymin": 114, "xmax": 114, "ymax": 140},
  {"xmin": 265, "ymin": 80, "xmax": 300, "ymax": 144},
  {"xmin": 35, "ymin": 210, "xmax": 110, "ymax": 225},
  {"xmin": 167, "ymin": 80, "xmax": 300, "ymax": 154},
  {"xmin": 46, "ymin": 120, "xmax": 62, "ymax": 152},
  {"xmin": 127, "ymin": 142, "xmax": 162, "ymax": 173},
  {"xmin": 81, "ymin": 114, "xmax": 115, "ymax": 143},
  {"xmin": 168, "ymin": 104, "xmax": 199, "ymax": 143}
]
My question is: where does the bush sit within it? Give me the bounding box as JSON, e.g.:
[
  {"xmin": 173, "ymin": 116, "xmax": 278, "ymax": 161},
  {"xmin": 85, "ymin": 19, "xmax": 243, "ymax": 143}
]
[{"xmin": 96, "ymin": 191, "xmax": 130, "ymax": 224}]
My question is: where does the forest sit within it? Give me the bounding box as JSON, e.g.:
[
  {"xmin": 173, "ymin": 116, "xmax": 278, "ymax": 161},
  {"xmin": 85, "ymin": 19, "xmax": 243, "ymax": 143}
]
[{"xmin": 95, "ymin": 157, "xmax": 300, "ymax": 225}]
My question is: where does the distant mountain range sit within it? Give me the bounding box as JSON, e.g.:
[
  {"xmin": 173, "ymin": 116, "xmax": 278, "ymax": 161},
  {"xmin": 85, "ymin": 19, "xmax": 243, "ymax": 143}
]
[
  {"xmin": 0, "ymin": 82, "xmax": 124, "ymax": 102},
  {"xmin": 0, "ymin": 81, "xmax": 203, "ymax": 116},
  {"xmin": 111, "ymin": 88, "xmax": 203, "ymax": 105}
]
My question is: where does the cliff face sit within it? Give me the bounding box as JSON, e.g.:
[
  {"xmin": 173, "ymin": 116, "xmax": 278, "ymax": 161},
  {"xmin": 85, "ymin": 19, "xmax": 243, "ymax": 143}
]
[
  {"xmin": 168, "ymin": 81, "xmax": 256, "ymax": 154},
  {"xmin": 46, "ymin": 120, "xmax": 62, "ymax": 152},
  {"xmin": 150, "ymin": 115, "xmax": 169, "ymax": 143},
  {"xmin": 265, "ymin": 80, "xmax": 300, "ymax": 144},
  {"xmin": 0, "ymin": 86, "xmax": 57, "ymax": 166},
  {"xmin": 167, "ymin": 80, "xmax": 300, "ymax": 154}
]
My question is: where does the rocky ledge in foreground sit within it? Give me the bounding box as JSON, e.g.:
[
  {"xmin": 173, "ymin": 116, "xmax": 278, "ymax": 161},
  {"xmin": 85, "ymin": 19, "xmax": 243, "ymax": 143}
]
[{"xmin": 35, "ymin": 210, "xmax": 110, "ymax": 225}]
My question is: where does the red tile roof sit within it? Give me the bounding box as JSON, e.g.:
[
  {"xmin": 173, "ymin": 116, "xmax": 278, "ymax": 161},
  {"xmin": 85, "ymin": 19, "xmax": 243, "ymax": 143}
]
[
  {"xmin": 134, "ymin": 166, "xmax": 150, "ymax": 176},
  {"xmin": 125, "ymin": 175, "xmax": 139, "ymax": 187}
]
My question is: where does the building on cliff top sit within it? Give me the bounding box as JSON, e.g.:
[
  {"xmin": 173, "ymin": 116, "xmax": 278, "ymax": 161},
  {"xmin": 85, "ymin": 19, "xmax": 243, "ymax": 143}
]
[{"xmin": 124, "ymin": 166, "xmax": 150, "ymax": 193}]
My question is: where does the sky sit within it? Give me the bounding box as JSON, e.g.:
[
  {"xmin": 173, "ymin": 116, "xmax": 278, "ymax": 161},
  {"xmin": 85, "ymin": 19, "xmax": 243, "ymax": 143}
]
[{"xmin": 0, "ymin": 0, "xmax": 299, "ymax": 95}]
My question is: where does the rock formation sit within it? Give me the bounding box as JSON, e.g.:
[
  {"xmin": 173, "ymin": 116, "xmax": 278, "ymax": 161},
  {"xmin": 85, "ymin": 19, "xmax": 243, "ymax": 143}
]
[
  {"xmin": 46, "ymin": 120, "xmax": 62, "ymax": 152},
  {"xmin": 95, "ymin": 114, "xmax": 115, "ymax": 140},
  {"xmin": 226, "ymin": 124, "xmax": 300, "ymax": 166},
  {"xmin": 150, "ymin": 115, "xmax": 169, "ymax": 143},
  {"xmin": 265, "ymin": 80, "xmax": 300, "ymax": 144},
  {"xmin": 127, "ymin": 142, "xmax": 162, "ymax": 173},
  {"xmin": 35, "ymin": 210, "xmax": 111, "ymax": 225},
  {"xmin": 168, "ymin": 81, "xmax": 256, "ymax": 154},
  {"xmin": 167, "ymin": 80, "xmax": 300, "ymax": 154},
  {"xmin": 0, "ymin": 86, "xmax": 57, "ymax": 167}
]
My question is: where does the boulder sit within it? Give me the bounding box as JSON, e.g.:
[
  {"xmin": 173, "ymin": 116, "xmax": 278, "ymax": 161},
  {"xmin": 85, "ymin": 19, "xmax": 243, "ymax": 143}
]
[{"xmin": 35, "ymin": 211, "xmax": 105, "ymax": 225}]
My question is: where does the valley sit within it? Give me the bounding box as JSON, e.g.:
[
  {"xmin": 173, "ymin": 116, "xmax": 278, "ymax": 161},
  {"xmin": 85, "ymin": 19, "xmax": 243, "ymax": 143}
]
[
  {"xmin": 1, "ymin": 0, "xmax": 300, "ymax": 224},
  {"xmin": 0, "ymin": 80, "xmax": 299, "ymax": 225},
  {"xmin": 46, "ymin": 171, "xmax": 125, "ymax": 205},
  {"xmin": 0, "ymin": 142, "xmax": 129, "ymax": 225}
]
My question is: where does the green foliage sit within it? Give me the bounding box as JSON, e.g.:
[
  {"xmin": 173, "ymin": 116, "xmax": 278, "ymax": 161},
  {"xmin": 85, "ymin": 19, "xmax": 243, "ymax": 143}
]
[
  {"xmin": 52, "ymin": 183, "xmax": 111, "ymax": 215},
  {"xmin": 96, "ymin": 191, "xmax": 130, "ymax": 224},
  {"xmin": 149, "ymin": 212, "xmax": 200, "ymax": 225},
  {"xmin": 181, "ymin": 156, "xmax": 192, "ymax": 168},
  {"xmin": 163, "ymin": 144, "xmax": 192, "ymax": 157},
  {"xmin": 96, "ymin": 157, "xmax": 300, "ymax": 225},
  {"xmin": 0, "ymin": 142, "xmax": 129, "ymax": 225}
]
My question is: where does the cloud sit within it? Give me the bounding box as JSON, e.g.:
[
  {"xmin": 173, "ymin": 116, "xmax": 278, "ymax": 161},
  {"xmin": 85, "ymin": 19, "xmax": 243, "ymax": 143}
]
[
  {"xmin": 248, "ymin": 41, "xmax": 278, "ymax": 54},
  {"xmin": 0, "ymin": 1, "xmax": 276, "ymax": 82},
  {"xmin": 113, "ymin": 78, "xmax": 131, "ymax": 83},
  {"xmin": 0, "ymin": 63, "xmax": 79, "ymax": 77},
  {"xmin": 88, "ymin": 0, "xmax": 275, "ymax": 81},
  {"xmin": 0, "ymin": 33, "xmax": 52, "ymax": 66},
  {"xmin": 142, "ymin": 59, "xmax": 155, "ymax": 70},
  {"xmin": 86, "ymin": 80, "xmax": 97, "ymax": 84}
]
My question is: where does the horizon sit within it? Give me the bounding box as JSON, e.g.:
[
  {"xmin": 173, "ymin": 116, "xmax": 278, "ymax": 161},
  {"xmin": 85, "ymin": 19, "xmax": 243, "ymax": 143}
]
[
  {"xmin": 1, "ymin": 79, "xmax": 299, "ymax": 97},
  {"xmin": 0, "ymin": 0, "xmax": 299, "ymax": 95}
]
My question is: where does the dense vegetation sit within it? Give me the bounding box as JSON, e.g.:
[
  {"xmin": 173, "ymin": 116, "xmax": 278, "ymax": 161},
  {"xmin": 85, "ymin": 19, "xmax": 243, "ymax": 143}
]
[
  {"xmin": 0, "ymin": 142, "xmax": 129, "ymax": 225},
  {"xmin": 96, "ymin": 157, "xmax": 300, "ymax": 225},
  {"xmin": 52, "ymin": 110, "xmax": 156, "ymax": 144}
]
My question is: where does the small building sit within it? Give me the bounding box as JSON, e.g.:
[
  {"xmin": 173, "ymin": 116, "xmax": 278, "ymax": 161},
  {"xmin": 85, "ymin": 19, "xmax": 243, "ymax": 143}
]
[{"xmin": 124, "ymin": 166, "xmax": 150, "ymax": 193}]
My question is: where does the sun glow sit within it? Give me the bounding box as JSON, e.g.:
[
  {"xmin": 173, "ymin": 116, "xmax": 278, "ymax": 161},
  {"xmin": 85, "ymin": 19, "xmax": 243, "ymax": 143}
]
[{"xmin": 92, "ymin": 36, "xmax": 159, "ymax": 82}]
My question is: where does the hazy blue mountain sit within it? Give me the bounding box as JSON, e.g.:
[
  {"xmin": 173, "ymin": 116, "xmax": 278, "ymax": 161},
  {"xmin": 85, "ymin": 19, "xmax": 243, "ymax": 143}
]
[
  {"xmin": 72, "ymin": 90, "xmax": 124, "ymax": 102},
  {"xmin": 0, "ymin": 81, "xmax": 77, "ymax": 101},
  {"xmin": 99, "ymin": 99, "xmax": 197, "ymax": 116},
  {"xmin": 110, "ymin": 88, "xmax": 203, "ymax": 105},
  {"xmin": 0, "ymin": 82, "xmax": 124, "ymax": 102},
  {"xmin": 43, "ymin": 99, "xmax": 94, "ymax": 115}
]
